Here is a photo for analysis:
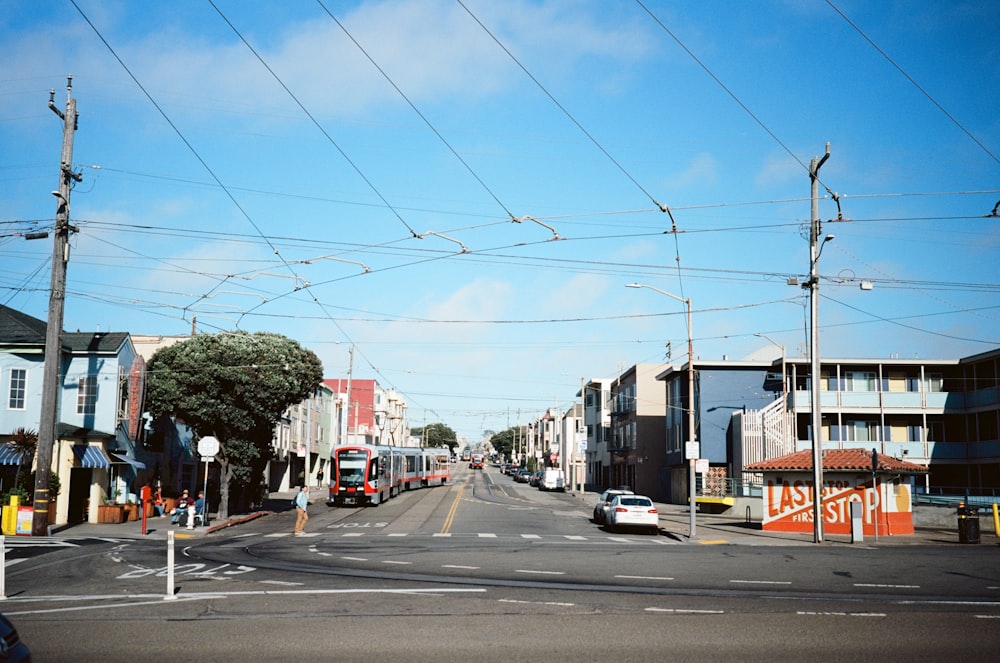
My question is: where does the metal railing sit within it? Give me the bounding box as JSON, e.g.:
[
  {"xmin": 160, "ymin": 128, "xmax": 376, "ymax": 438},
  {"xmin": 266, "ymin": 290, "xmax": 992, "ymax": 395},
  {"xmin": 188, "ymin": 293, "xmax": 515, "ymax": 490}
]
[{"xmin": 695, "ymin": 476, "xmax": 762, "ymax": 498}]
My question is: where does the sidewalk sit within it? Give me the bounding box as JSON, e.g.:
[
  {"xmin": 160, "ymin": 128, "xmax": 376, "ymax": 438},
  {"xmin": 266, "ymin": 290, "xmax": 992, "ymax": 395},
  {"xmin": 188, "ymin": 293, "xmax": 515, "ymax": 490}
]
[
  {"xmin": 47, "ymin": 490, "xmax": 306, "ymax": 541},
  {"xmin": 564, "ymin": 487, "xmax": 979, "ymax": 547}
]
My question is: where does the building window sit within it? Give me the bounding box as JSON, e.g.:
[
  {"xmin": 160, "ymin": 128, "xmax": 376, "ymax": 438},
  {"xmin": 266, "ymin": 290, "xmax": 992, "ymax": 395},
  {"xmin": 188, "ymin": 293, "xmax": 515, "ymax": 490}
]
[
  {"xmin": 844, "ymin": 371, "xmax": 877, "ymax": 392},
  {"xmin": 925, "ymin": 373, "xmax": 943, "ymax": 392},
  {"xmin": 8, "ymin": 368, "xmax": 26, "ymax": 410},
  {"xmin": 117, "ymin": 366, "xmax": 129, "ymax": 424},
  {"xmin": 907, "ymin": 425, "xmax": 922, "ymax": 442},
  {"xmin": 78, "ymin": 376, "xmax": 97, "ymax": 415},
  {"xmin": 846, "ymin": 420, "xmax": 879, "ymax": 442}
]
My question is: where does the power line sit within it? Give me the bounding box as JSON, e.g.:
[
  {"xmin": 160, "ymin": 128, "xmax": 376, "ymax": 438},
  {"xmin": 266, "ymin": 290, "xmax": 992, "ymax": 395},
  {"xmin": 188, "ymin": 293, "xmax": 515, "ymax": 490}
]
[{"xmin": 824, "ymin": 0, "xmax": 1000, "ymax": 168}]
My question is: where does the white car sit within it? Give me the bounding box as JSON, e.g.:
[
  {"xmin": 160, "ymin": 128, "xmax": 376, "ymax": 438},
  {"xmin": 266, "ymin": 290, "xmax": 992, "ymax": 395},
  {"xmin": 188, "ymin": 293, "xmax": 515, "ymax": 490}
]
[
  {"xmin": 592, "ymin": 488, "xmax": 633, "ymax": 524},
  {"xmin": 605, "ymin": 494, "xmax": 659, "ymax": 533}
]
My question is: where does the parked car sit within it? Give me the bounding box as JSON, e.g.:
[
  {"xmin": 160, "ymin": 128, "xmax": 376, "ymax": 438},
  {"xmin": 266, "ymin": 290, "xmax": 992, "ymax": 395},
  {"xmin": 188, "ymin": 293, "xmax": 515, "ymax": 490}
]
[
  {"xmin": 514, "ymin": 468, "xmax": 531, "ymax": 483},
  {"xmin": 592, "ymin": 488, "xmax": 634, "ymax": 524},
  {"xmin": 528, "ymin": 471, "xmax": 543, "ymax": 487},
  {"xmin": 605, "ymin": 494, "xmax": 659, "ymax": 533},
  {"xmin": 0, "ymin": 612, "xmax": 31, "ymax": 662}
]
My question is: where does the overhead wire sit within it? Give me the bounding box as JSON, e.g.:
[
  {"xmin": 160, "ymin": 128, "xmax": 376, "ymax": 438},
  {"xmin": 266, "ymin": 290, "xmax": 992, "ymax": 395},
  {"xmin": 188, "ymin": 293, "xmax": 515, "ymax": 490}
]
[
  {"xmin": 824, "ymin": 0, "xmax": 1000, "ymax": 168},
  {"xmin": 314, "ymin": 0, "xmax": 518, "ymax": 225},
  {"xmin": 69, "ymin": 0, "xmax": 313, "ymax": 317}
]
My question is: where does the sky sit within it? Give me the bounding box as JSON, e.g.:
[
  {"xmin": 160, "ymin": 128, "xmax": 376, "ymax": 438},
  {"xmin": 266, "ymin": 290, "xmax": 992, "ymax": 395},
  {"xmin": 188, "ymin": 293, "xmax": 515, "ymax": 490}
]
[{"xmin": 2, "ymin": 0, "xmax": 998, "ymax": 442}]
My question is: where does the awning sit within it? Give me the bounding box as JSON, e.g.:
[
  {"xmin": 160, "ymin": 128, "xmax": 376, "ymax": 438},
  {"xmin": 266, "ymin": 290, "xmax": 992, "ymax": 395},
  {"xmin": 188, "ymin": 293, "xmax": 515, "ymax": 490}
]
[
  {"xmin": 72, "ymin": 445, "xmax": 110, "ymax": 469},
  {"xmin": 0, "ymin": 447, "xmax": 25, "ymax": 466},
  {"xmin": 109, "ymin": 452, "xmax": 146, "ymax": 471}
]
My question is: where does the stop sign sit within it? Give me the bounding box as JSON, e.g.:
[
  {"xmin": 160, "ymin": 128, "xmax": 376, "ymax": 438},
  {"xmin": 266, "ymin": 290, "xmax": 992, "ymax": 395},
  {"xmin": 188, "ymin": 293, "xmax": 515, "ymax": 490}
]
[{"xmin": 198, "ymin": 435, "xmax": 220, "ymax": 458}]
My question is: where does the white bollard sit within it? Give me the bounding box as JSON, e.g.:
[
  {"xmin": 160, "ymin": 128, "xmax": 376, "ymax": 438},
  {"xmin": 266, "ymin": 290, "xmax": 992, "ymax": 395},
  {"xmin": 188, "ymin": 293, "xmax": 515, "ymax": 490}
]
[
  {"xmin": 0, "ymin": 534, "xmax": 5, "ymax": 600},
  {"xmin": 164, "ymin": 530, "xmax": 177, "ymax": 600}
]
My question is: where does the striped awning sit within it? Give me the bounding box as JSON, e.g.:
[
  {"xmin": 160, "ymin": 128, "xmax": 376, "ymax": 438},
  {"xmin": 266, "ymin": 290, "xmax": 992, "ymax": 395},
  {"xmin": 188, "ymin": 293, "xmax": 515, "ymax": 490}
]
[
  {"xmin": 0, "ymin": 446, "xmax": 25, "ymax": 466},
  {"xmin": 72, "ymin": 445, "xmax": 110, "ymax": 469},
  {"xmin": 109, "ymin": 452, "xmax": 146, "ymax": 470}
]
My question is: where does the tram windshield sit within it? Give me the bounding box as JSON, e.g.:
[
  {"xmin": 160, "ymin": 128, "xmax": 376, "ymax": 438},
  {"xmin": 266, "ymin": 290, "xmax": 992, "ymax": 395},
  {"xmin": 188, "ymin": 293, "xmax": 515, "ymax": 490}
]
[{"xmin": 336, "ymin": 450, "xmax": 368, "ymax": 487}]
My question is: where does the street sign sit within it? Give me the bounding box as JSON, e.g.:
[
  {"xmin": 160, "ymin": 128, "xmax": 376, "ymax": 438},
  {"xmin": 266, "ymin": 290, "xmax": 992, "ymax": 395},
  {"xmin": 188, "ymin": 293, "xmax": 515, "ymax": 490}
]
[
  {"xmin": 685, "ymin": 441, "xmax": 700, "ymax": 460},
  {"xmin": 695, "ymin": 458, "xmax": 709, "ymax": 474},
  {"xmin": 197, "ymin": 435, "xmax": 220, "ymax": 458}
]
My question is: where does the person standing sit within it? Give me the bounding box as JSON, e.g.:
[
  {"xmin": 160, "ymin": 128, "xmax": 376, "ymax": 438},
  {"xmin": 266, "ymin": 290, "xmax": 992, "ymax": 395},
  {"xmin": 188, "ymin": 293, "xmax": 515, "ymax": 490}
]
[{"xmin": 293, "ymin": 485, "xmax": 309, "ymax": 536}]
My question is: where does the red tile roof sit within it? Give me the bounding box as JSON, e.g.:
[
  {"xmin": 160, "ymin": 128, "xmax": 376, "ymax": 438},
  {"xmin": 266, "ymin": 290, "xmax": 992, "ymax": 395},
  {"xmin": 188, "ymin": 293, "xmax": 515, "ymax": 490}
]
[{"xmin": 746, "ymin": 448, "xmax": 927, "ymax": 473}]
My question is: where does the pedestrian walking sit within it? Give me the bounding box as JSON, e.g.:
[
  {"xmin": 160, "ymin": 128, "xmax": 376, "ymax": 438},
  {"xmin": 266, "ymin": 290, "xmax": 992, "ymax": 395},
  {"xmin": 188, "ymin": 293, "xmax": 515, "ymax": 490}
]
[{"xmin": 293, "ymin": 485, "xmax": 309, "ymax": 536}]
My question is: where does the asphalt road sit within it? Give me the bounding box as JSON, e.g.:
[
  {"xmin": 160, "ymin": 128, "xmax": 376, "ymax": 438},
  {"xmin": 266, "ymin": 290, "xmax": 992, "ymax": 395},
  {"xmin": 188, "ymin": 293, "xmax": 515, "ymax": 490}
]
[{"xmin": 5, "ymin": 465, "xmax": 1000, "ymax": 662}]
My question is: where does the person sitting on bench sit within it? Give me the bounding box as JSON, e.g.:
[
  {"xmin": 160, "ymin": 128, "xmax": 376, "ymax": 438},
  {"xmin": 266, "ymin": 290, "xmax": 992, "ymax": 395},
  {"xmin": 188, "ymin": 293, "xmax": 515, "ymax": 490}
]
[
  {"xmin": 187, "ymin": 491, "xmax": 206, "ymax": 529},
  {"xmin": 171, "ymin": 490, "xmax": 192, "ymax": 524}
]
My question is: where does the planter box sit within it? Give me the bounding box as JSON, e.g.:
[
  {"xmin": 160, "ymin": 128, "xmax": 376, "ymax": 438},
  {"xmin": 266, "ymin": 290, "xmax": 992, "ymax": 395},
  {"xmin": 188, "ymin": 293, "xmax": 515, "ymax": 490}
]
[
  {"xmin": 124, "ymin": 503, "xmax": 139, "ymax": 521},
  {"xmin": 98, "ymin": 504, "xmax": 126, "ymax": 524}
]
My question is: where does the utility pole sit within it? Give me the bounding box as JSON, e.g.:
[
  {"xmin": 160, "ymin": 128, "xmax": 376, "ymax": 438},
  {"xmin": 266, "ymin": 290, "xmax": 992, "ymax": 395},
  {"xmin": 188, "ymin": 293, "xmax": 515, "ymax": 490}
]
[
  {"xmin": 33, "ymin": 76, "xmax": 81, "ymax": 536},
  {"xmin": 808, "ymin": 143, "xmax": 830, "ymax": 544},
  {"xmin": 344, "ymin": 345, "xmax": 354, "ymax": 445}
]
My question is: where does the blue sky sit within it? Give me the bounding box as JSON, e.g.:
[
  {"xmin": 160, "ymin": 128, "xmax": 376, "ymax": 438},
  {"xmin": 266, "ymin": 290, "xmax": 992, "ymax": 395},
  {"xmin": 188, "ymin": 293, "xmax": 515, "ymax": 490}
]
[{"xmin": 2, "ymin": 1, "xmax": 998, "ymax": 441}]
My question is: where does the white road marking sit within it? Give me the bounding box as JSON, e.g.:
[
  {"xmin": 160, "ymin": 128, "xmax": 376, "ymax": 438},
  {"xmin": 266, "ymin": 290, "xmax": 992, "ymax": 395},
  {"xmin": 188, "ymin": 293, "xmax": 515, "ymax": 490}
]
[
  {"xmin": 730, "ymin": 579, "xmax": 792, "ymax": 585},
  {"xmin": 499, "ymin": 599, "xmax": 575, "ymax": 607},
  {"xmin": 260, "ymin": 580, "xmax": 303, "ymax": 586},
  {"xmin": 616, "ymin": 574, "xmax": 674, "ymax": 581},
  {"xmin": 432, "ymin": 533, "xmax": 451, "ymax": 537},
  {"xmin": 442, "ymin": 564, "xmax": 479, "ymax": 570},
  {"xmin": 515, "ymin": 569, "xmax": 565, "ymax": 576},
  {"xmin": 646, "ymin": 608, "xmax": 724, "ymax": 614},
  {"xmin": 478, "ymin": 533, "xmax": 497, "ymax": 538},
  {"xmin": 854, "ymin": 583, "xmax": 920, "ymax": 589},
  {"xmin": 382, "ymin": 560, "xmax": 412, "ymax": 565},
  {"xmin": 340, "ymin": 556, "xmax": 368, "ymax": 561},
  {"xmin": 521, "ymin": 534, "xmax": 541, "ymax": 539},
  {"xmin": 797, "ymin": 611, "xmax": 886, "ymax": 617}
]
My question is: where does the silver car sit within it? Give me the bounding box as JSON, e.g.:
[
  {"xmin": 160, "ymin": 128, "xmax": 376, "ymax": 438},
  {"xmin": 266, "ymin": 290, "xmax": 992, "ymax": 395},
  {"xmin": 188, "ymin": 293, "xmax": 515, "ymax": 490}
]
[{"xmin": 592, "ymin": 488, "xmax": 633, "ymax": 524}]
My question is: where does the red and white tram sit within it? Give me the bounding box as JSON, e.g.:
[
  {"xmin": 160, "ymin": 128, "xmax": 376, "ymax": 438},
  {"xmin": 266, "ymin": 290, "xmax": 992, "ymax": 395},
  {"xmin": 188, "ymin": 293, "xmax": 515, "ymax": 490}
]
[{"xmin": 328, "ymin": 445, "xmax": 451, "ymax": 507}]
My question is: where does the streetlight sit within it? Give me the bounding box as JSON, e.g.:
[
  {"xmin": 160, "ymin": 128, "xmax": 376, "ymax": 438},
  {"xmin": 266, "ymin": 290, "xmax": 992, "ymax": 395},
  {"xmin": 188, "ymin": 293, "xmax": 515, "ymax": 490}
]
[{"xmin": 626, "ymin": 283, "xmax": 697, "ymax": 539}]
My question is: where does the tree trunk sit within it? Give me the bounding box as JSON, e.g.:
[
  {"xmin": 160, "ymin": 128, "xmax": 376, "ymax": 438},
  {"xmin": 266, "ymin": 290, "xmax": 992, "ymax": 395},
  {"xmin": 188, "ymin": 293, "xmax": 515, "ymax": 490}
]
[{"xmin": 218, "ymin": 460, "xmax": 232, "ymax": 521}]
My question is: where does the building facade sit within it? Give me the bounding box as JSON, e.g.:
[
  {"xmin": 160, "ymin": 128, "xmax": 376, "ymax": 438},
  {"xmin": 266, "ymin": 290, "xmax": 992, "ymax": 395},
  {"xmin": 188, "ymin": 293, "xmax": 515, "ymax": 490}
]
[{"xmin": 1, "ymin": 305, "xmax": 147, "ymax": 525}]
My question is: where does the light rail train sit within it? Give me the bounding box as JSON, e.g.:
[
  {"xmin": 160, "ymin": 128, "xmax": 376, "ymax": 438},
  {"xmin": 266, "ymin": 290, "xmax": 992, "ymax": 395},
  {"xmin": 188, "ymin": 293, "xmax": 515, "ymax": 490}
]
[{"xmin": 327, "ymin": 444, "xmax": 451, "ymax": 507}]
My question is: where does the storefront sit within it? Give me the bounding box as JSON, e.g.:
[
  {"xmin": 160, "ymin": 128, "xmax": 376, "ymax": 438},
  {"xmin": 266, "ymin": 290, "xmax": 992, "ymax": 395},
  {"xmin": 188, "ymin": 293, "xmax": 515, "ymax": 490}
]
[{"xmin": 747, "ymin": 448, "xmax": 928, "ymax": 536}]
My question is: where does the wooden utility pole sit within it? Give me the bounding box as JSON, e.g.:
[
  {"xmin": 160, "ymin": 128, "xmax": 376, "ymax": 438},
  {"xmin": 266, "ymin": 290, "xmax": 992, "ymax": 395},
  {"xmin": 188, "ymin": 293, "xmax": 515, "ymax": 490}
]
[{"xmin": 33, "ymin": 76, "xmax": 80, "ymax": 536}]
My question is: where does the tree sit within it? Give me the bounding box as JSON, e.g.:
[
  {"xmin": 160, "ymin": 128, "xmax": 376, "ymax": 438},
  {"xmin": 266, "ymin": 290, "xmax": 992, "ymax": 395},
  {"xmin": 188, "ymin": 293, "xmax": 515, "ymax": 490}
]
[
  {"xmin": 7, "ymin": 427, "xmax": 37, "ymax": 491},
  {"xmin": 412, "ymin": 422, "xmax": 458, "ymax": 451},
  {"xmin": 488, "ymin": 427, "xmax": 517, "ymax": 461},
  {"xmin": 145, "ymin": 331, "xmax": 323, "ymax": 519}
]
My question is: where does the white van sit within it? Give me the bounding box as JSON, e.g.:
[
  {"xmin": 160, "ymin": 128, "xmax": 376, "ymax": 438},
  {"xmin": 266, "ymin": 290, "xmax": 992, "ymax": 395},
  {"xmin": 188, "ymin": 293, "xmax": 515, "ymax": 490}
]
[{"xmin": 540, "ymin": 469, "xmax": 565, "ymax": 491}]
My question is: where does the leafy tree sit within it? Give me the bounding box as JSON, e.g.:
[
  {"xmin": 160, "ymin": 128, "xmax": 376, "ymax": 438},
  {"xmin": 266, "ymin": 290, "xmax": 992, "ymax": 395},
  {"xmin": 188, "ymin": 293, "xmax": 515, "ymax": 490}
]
[
  {"xmin": 412, "ymin": 422, "xmax": 458, "ymax": 451},
  {"xmin": 145, "ymin": 331, "xmax": 323, "ymax": 519},
  {"xmin": 487, "ymin": 427, "xmax": 517, "ymax": 460}
]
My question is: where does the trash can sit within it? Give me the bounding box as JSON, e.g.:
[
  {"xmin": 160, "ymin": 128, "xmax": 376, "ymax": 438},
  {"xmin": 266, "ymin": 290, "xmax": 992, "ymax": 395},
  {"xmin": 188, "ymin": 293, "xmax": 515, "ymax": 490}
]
[{"xmin": 957, "ymin": 505, "xmax": 980, "ymax": 544}]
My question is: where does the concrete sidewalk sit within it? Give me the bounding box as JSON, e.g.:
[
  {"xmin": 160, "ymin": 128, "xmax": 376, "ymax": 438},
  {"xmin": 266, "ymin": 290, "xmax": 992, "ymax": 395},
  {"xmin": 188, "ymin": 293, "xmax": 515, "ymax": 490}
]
[
  {"xmin": 563, "ymin": 487, "xmax": 984, "ymax": 547},
  {"xmin": 47, "ymin": 490, "xmax": 308, "ymax": 541}
]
